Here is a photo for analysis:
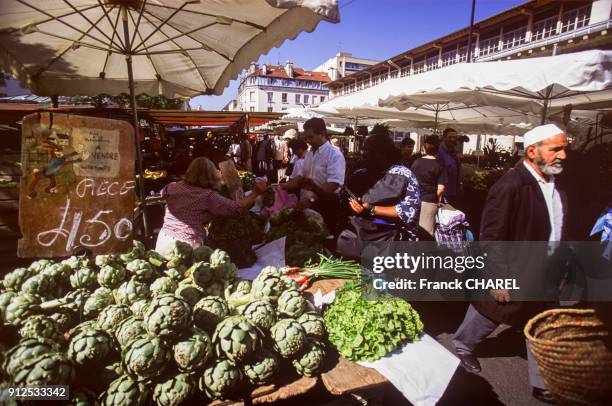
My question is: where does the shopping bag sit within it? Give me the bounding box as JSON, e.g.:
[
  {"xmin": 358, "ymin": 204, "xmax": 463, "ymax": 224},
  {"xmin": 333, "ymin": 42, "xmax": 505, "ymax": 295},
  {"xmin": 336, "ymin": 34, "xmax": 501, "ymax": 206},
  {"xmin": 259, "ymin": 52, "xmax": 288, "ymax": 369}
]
[{"xmin": 270, "ymin": 186, "xmax": 297, "ymax": 214}]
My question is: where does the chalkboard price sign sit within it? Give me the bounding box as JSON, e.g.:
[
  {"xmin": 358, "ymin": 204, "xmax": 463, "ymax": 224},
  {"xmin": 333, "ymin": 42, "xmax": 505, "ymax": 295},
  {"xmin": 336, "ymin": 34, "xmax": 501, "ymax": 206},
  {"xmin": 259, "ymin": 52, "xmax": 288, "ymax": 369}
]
[{"xmin": 18, "ymin": 113, "xmax": 136, "ymax": 257}]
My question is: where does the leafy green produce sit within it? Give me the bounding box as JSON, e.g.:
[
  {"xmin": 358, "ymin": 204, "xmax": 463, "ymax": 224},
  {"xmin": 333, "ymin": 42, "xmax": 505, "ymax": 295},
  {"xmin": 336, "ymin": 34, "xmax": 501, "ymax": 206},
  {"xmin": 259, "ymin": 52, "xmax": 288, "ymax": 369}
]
[
  {"xmin": 208, "ymin": 212, "xmax": 265, "ymax": 268},
  {"xmin": 238, "ymin": 171, "xmax": 256, "ymax": 191},
  {"xmin": 324, "ymin": 282, "xmax": 424, "ymax": 362}
]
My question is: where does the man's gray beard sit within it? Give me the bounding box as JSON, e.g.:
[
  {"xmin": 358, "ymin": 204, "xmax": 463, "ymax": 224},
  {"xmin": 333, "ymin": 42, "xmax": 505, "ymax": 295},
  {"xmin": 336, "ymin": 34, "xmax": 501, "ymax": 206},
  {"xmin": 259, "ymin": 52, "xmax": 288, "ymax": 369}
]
[{"xmin": 535, "ymin": 157, "xmax": 564, "ymax": 175}]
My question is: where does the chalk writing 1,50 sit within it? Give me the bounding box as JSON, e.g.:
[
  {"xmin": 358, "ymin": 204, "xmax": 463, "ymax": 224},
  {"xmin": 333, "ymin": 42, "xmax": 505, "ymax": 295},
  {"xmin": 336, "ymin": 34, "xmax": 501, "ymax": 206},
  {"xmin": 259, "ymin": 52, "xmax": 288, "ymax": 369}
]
[{"xmin": 37, "ymin": 197, "xmax": 132, "ymax": 252}]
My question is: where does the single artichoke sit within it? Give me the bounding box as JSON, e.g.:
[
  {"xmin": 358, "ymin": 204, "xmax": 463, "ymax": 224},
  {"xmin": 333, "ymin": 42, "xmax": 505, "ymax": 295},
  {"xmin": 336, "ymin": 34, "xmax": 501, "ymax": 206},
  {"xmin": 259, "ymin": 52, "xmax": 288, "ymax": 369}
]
[
  {"xmin": 192, "ymin": 245, "xmax": 213, "ymax": 263},
  {"xmin": 95, "ymin": 254, "xmax": 121, "ymax": 268},
  {"xmin": 97, "ymin": 305, "xmax": 131, "ymax": 333},
  {"xmin": 19, "ymin": 315, "xmax": 63, "ymax": 343},
  {"xmin": 174, "ymin": 282, "xmax": 204, "ymax": 307},
  {"xmin": 278, "ymin": 289, "xmax": 306, "ymax": 318},
  {"xmin": 62, "ymin": 255, "xmax": 93, "ymax": 270},
  {"xmin": 209, "ymin": 249, "xmax": 237, "ymax": 282},
  {"xmin": 187, "ymin": 262, "xmax": 214, "ymax": 288},
  {"xmin": 28, "ymin": 259, "xmax": 52, "ymax": 274},
  {"xmin": 242, "ymin": 350, "xmax": 280, "ymax": 385},
  {"xmin": 193, "ymin": 296, "xmax": 229, "ymax": 333},
  {"xmin": 240, "ymin": 300, "xmax": 277, "ymax": 331},
  {"xmin": 68, "ymin": 328, "xmax": 113, "ymax": 365},
  {"xmin": 0, "ymin": 290, "xmax": 17, "ymax": 321},
  {"xmin": 120, "ymin": 240, "xmax": 146, "ymax": 264},
  {"xmin": 298, "ymin": 312, "xmax": 326, "ymax": 340},
  {"xmin": 129, "ymin": 300, "xmax": 149, "ymax": 318},
  {"xmin": 292, "ymin": 340, "xmax": 326, "ymax": 377},
  {"xmin": 101, "ymin": 375, "xmax": 150, "ymax": 406},
  {"xmin": 3, "ymin": 338, "xmax": 55, "ymax": 378},
  {"xmin": 143, "ymin": 294, "xmax": 191, "ymax": 341},
  {"xmin": 97, "ymin": 265, "xmax": 127, "ymax": 289},
  {"xmin": 270, "ymin": 319, "xmax": 306, "ymax": 358},
  {"xmin": 20, "ymin": 274, "xmax": 55, "ymax": 298},
  {"xmin": 115, "ymin": 279, "xmax": 150, "ymax": 305},
  {"xmin": 199, "ymin": 359, "xmax": 243, "ymax": 400},
  {"xmin": 83, "ymin": 287, "xmax": 115, "ymax": 318},
  {"xmin": 115, "ymin": 316, "xmax": 147, "ymax": 349},
  {"xmin": 280, "ymin": 275, "xmax": 299, "ymax": 290},
  {"xmin": 69, "ymin": 267, "xmax": 98, "ymax": 291},
  {"xmin": 173, "ymin": 327, "xmax": 213, "ymax": 372},
  {"xmin": 153, "ymin": 373, "xmax": 196, "ymax": 406},
  {"xmin": 163, "ymin": 241, "xmax": 193, "ymax": 268},
  {"xmin": 251, "ymin": 269, "xmax": 283, "ymax": 300},
  {"xmin": 125, "ymin": 259, "xmax": 155, "ymax": 281},
  {"xmin": 11, "ymin": 352, "xmax": 74, "ymax": 386},
  {"xmin": 2, "ymin": 267, "xmax": 32, "ymax": 291},
  {"xmin": 4, "ymin": 293, "xmax": 40, "ymax": 326},
  {"xmin": 213, "ymin": 316, "xmax": 261, "ymax": 363},
  {"xmin": 150, "ymin": 277, "xmax": 178, "ymax": 297},
  {"xmin": 122, "ymin": 336, "xmax": 170, "ymax": 381}
]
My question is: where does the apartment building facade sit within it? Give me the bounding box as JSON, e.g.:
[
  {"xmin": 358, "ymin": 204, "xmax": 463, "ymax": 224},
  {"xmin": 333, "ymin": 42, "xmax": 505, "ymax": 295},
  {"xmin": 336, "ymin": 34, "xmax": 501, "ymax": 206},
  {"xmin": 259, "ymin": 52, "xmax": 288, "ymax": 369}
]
[
  {"xmin": 327, "ymin": 0, "xmax": 612, "ymax": 98},
  {"xmin": 237, "ymin": 62, "xmax": 330, "ymax": 112},
  {"xmin": 313, "ymin": 52, "xmax": 380, "ymax": 81}
]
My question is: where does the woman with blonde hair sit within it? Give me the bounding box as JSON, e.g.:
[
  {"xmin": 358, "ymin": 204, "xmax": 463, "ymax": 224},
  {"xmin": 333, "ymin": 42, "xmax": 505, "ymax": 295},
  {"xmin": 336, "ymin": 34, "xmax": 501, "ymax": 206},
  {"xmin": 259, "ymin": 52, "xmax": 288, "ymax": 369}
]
[{"xmin": 155, "ymin": 157, "xmax": 266, "ymax": 254}]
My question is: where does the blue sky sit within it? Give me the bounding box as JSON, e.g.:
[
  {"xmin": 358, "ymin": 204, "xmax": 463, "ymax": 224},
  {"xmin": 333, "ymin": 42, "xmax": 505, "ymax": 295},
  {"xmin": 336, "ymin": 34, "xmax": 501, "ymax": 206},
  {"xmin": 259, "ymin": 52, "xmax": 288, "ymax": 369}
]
[{"xmin": 190, "ymin": 0, "xmax": 526, "ymax": 110}]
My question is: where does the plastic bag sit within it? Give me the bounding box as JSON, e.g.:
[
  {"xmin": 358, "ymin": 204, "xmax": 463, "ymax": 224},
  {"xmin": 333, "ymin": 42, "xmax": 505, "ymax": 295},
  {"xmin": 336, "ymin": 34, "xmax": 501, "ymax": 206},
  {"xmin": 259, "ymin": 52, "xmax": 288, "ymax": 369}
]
[{"xmin": 270, "ymin": 187, "xmax": 297, "ymax": 214}]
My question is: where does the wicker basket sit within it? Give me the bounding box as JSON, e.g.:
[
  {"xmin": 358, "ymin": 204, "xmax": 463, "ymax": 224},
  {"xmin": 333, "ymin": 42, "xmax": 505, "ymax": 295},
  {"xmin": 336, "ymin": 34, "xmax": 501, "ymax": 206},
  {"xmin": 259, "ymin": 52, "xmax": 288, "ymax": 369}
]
[{"xmin": 524, "ymin": 308, "xmax": 612, "ymax": 405}]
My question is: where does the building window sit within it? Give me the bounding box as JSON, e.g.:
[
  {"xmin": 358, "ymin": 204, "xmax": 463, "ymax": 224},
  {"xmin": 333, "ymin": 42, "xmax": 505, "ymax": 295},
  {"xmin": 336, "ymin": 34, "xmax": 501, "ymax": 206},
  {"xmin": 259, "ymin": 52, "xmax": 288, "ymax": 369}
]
[
  {"xmin": 312, "ymin": 96, "xmax": 317, "ymax": 104},
  {"xmin": 502, "ymin": 27, "xmax": 527, "ymax": 50},
  {"xmin": 295, "ymin": 94, "xmax": 301, "ymax": 104},
  {"xmin": 478, "ymin": 36, "xmax": 500, "ymax": 57},
  {"xmin": 304, "ymin": 95, "xmax": 309, "ymax": 104},
  {"xmin": 267, "ymin": 92, "xmax": 273, "ymax": 102},
  {"xmin": 282, "ymin": 107, "xmax": 287, "ymax": 111},
  {"xmin": 249, "ymin": 91, "xmax": 255, "ymax": 102},
  {"xmin": 532, "ymin": 16, "xmax": 557, "ymax": 41},
  {"xmin": 249, "ymin": 106, "xmax": 255, "ymax": 112},
  {"xmin": 413, "ymin": 59, "xmax": 426, "ymax": 74},
  {"xmin": 561, "ymin": 5, "xmax": 591, "ymax": 33},
  {"xmin": 267, "ymin": 107, "xmax": 273, "ymax": 112},
  {"xmin": 282, "ymin": 93, "xmax": 288, "ymax": 103},
  {"xmin": 320, "ymin": 96, "xmax": 325, "ymax": 103}
]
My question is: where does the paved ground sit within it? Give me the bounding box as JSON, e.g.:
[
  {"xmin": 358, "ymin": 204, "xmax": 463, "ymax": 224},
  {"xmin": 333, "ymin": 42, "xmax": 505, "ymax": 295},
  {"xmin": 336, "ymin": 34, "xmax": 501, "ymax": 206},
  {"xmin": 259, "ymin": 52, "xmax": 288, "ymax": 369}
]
[{"xmin": 414, "ymin": 301, "xmax": 548, "ymax": 406}]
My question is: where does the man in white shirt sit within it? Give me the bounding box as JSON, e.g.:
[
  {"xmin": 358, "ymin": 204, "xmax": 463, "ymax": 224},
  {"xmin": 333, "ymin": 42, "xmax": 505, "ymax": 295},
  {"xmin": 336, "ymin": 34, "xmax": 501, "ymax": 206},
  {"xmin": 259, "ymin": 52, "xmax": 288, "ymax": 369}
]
[{"xmin": 282, "ymin": 118, "xmax": 346, "ymax": 232}]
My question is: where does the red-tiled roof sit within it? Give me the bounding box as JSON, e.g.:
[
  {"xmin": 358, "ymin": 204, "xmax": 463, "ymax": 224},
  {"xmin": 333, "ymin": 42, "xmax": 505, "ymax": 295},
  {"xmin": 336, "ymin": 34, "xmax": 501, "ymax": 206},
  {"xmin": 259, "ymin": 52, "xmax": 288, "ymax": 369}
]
[{"xmin": 247, "ymin": 65, "xmax": 330, "ymax": 82}]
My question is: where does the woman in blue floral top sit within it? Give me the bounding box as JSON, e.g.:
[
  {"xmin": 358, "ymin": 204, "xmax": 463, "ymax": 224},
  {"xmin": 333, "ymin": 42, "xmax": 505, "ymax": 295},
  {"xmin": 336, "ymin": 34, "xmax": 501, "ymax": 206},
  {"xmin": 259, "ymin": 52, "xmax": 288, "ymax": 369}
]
[{"xmin": 349, "ymin": 133, "xmax": 421, "ymax": 240}]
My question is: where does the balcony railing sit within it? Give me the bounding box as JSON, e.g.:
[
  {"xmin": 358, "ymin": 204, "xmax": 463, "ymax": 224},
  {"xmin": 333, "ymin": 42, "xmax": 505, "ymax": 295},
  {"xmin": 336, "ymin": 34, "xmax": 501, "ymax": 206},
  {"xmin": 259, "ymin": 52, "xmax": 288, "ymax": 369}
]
[{"xmin": 330, "ymin": 13, "xmax": 609, "ymax": 99}]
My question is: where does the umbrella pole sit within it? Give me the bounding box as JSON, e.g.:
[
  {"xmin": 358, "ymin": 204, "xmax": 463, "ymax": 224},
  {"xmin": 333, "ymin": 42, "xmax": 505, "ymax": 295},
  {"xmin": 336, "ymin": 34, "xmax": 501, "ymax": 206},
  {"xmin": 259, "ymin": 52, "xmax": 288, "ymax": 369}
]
[{"xmin": 122, "ymin": 6, "xmax": 150, "ymax": 239}]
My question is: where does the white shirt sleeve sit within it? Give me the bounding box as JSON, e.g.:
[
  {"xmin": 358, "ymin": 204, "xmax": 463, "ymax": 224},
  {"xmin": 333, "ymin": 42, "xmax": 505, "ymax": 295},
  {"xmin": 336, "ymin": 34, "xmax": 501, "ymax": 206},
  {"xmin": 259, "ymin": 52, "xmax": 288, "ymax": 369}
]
[
  {"xmin": 291, "ymin": 158, "xmax": 305, "ymax": 179},
  {"xmin": 326, "ymin": 149, "xmax": 346, "ymax": 186}
]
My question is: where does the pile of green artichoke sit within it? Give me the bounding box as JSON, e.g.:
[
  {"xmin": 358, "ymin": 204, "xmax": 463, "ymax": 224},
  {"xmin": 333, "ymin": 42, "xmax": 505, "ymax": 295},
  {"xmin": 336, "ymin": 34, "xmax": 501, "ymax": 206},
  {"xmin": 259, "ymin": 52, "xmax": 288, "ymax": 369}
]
[{"xmin": 0, "ymin": 240, "xmax": 328, "ymax": 405}]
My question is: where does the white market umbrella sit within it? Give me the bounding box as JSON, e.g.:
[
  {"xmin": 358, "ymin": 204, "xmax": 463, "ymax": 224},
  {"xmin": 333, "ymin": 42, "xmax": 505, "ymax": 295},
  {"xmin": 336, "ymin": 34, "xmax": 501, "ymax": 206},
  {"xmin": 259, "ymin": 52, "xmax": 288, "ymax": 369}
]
[
  {"xmin": 379, "ymin": 50, "xmax": 612, "ymax": 125},
  {"xmin": 0, "ymin": 0, "xmax": 339, "ymax": 235},
  {"xmin": 314, "ymin": 80, "xmax": 541, "ymax": 133}
]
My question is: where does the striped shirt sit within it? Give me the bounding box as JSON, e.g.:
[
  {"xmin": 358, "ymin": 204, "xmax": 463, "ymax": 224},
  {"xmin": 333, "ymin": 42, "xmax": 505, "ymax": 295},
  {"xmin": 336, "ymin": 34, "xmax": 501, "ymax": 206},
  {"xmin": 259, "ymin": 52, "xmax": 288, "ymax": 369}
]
[{"xmin": 159, "ymin": 181, "xmax": 241, "ymax": 245}]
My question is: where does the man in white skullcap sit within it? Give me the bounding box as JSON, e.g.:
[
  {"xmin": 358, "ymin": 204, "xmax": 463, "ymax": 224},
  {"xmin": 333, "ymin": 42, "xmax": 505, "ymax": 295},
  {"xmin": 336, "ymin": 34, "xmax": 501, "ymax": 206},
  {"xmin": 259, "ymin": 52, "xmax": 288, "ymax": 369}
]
[{"xmin": 452, "ymin": 124, "xmax": 568, "ymax": 404}]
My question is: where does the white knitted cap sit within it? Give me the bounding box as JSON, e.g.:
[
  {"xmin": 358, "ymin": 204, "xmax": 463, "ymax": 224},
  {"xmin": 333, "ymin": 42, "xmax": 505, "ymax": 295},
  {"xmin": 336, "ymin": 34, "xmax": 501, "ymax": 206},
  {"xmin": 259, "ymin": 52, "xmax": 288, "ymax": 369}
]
[{"xmin": 524, "ymin": 124, "xmax": 565, "ymax": 147}]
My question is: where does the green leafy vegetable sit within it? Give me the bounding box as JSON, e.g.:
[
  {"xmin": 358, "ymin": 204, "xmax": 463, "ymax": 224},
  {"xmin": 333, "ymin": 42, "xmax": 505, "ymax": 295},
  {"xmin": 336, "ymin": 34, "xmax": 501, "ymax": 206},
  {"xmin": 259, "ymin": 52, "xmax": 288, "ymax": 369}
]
[{"xmin": 324, "ymin": 282, "xmax": 424, "ymax": 362}]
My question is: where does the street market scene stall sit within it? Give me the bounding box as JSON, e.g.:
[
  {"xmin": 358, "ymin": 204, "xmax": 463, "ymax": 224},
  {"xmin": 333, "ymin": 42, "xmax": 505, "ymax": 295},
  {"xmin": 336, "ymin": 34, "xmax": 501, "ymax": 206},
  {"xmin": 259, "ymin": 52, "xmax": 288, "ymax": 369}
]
[{"xmin": 1, "ymin": 1, "xmax": 612, "ymax": 405}]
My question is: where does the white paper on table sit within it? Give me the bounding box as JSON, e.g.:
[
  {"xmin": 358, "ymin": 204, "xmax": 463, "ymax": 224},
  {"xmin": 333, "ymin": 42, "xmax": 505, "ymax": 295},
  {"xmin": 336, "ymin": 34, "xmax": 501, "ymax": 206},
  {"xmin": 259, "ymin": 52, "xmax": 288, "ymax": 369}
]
[
  {"xmin": 237, "ymin": 237, "xmax": 286, "ymax": 280},
  {"xmin": 358, "ymin": 334, "xmax": 459, "ymax": 406}
]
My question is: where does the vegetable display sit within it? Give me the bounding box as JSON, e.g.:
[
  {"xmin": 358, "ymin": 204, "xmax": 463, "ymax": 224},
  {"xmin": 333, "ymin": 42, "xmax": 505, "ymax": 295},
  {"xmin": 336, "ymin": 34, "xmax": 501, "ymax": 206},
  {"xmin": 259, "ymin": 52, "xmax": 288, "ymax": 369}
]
[
  {"xmin": 324, "ymin": 282, "xmax": 424, "ymax": 362},
  {"xmin": 0, "ymin": 241, "xmax": 329, "ymax": 404},
  {"xmin": 266, "ymin": 209, "xmax": 328, "ymax": 267}
]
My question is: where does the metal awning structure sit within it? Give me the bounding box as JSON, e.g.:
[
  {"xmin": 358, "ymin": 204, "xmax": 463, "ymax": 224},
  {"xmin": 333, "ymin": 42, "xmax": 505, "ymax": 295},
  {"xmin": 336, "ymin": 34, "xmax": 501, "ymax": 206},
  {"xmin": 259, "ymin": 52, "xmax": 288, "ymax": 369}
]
[{"xmin": 0, "ymin": 105, "xmax": 283, "ymax": 128}]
